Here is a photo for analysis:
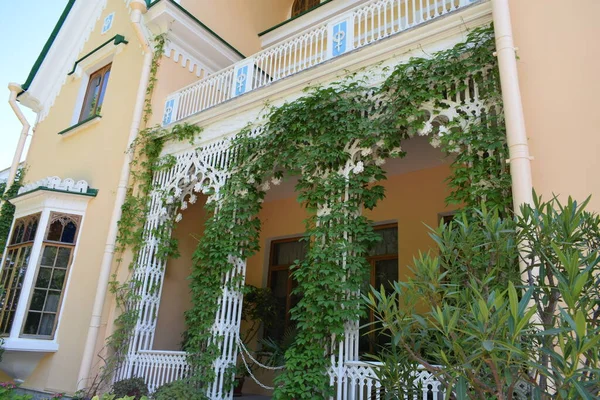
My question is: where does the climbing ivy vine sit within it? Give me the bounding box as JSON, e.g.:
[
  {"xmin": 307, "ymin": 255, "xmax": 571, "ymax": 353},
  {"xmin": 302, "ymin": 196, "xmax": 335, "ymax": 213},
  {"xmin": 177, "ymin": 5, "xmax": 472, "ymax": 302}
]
[
  {"xmin": 0, "ymin": 168, "xmax": 24, "ymax": 252},
  {"xmin": 96, "ymin": 23, "xmax": 510, "ymax": 399},
  {"xmin": 88, "ymin": 33, "xmax": 201, "ymax": 394},
  {"xmin": 182, "ymin": 25, "xmax": 511, "ymax": 399}
]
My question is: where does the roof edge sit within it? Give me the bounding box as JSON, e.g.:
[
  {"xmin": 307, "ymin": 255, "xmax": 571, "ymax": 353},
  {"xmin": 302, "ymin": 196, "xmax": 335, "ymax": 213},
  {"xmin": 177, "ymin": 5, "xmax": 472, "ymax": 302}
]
[
  {"xmin": 148, "ymin": 0, "xmax": 245, "ymax": 59},
  {"xmin": 20, "ymin": 0, "xmax": 77, "ymax": 95}
]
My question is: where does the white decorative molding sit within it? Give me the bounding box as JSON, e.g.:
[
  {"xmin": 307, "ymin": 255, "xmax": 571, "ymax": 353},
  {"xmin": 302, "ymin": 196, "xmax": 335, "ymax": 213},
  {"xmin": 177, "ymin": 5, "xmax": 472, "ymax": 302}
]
[
  {"xmin": 144, "ymin": 0, "xmax": 243, "ymax": 73},
  {"xmin": 19, "ymin": 0, "xmax": 108, "ymax": 122},
  {"xmin": 164, "ymin": 42, "xmax": 212, "ymax": 78},
  {"xmin": 18, "ymin": 176, "xmax": 90, "ymax": 195}
]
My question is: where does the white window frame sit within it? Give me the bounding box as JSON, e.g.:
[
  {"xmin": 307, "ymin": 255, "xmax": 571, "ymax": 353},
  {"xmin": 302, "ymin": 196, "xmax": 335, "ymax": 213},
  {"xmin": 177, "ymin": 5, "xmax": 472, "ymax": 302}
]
[
  {"xmin": 69, "ymin": 43, "xmax": 123, "ymax": 127},
  {"xmin": 0, "ymin": 189, "xmax": 91, "ymax": 352}
]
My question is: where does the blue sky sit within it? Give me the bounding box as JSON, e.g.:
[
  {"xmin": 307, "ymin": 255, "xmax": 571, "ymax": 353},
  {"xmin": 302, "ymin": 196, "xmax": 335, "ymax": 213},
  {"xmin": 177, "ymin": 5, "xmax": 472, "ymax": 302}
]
[{"xmin": 0, "ymin": 1, "xmax": 68, "ymax": 171}]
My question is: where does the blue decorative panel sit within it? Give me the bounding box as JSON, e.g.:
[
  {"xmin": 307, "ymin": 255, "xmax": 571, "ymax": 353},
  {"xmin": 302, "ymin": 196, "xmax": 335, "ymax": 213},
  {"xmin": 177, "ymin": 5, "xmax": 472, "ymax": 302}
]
[
  {"xmin": 235, "ymin": 65, "xmax": 249, "ymax": 96},
  {"xmin": 163, "ymin": 98, "xmax": 175, "ymax": 126},
  {"xmin": 332, "ymin": 21, "xmax": 348, "ymax": 57},
  {"xmin": 102, "ymin": 13, "xmax": 114, "ymax": 34}
]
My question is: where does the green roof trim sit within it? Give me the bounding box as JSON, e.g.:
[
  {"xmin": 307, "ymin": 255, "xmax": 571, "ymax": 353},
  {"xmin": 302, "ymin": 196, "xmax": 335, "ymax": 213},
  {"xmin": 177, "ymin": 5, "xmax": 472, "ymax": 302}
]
[
  {"xmin": 147, "ymin": 0, "xmax": 245, "ymax": 59},
  {"xmin": 20, "ymin": 0, "xmax": 77, "ymax": 94},
  {"xmin": 67, "ymin": 34, "xmax": 128, "ymax": 75},
  {"xmin": 258, "ymin": 0, "xmax": 333, "ymax": 37},
  {"xmin": 57, "ymin": 114, "xmax": 102, "ymax": 136},
  {"xmin": 10, "ymin": 187, "xmax": 99, "ymax": 202}
]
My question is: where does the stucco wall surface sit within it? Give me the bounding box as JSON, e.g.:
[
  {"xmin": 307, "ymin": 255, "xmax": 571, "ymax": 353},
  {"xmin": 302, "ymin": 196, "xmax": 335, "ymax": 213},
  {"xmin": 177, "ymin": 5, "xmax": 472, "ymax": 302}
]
[
  {"xmin": 18, "ymin": 0, "xmax": 146, "ymax": 393},
  {"xmin": 510, "ymin": 0, "xmax": 600, "ymax": 211}
]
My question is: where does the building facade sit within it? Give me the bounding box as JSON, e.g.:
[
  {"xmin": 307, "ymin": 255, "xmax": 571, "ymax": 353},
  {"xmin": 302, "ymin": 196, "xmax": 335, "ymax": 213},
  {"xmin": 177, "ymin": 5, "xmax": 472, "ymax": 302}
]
[{"xmin": 0, "ymin": 0, "xmax": 598, "ymax": 398}]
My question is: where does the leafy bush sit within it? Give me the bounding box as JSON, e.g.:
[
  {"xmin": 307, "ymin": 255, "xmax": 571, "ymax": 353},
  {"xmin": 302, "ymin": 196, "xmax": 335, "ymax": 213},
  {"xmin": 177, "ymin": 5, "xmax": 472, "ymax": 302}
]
[
  {"xmin": 367, "ymin": 195, "xmax": 600, "ymax": 399},
  {"xmin": 91, "ymin": 395, "xmax": 147, "ymax": 400},
  {"xmin": 111, "ymin": 378, "xmax": 148, "ymax": 400},
  {"xmin": 0, "ymin": 382, "xmax": 32, "ymax": 400},
  {"xmin": 152, "ymin": 380, "xmax": 206, "ymax": 400}
]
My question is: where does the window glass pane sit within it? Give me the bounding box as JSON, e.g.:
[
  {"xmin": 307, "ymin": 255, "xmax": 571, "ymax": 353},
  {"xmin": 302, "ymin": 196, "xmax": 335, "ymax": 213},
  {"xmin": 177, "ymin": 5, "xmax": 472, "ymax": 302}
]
[
  {"xmin": 97, "ymin": 70, "xmax": 111, "ymax": 114},
  {"xmin": 13, "ymin": 224, "xmax": 24, "ymax": 245},
  {"xmin": 39, "ymin": 314, "xmax": 55, "ymax": 336},
  {"xmin": 29, "ymin": 290, "xmax": 46, "ymax": 311},
  {"xmin": 50, "ymin": 269, "xmax": 66, "ymax": 290},
  {"xmin": 35, "ymin": 267, "xmax": 52, "ymax": 289},
  {"xmin": 44, "ymin": 292, "xmax": 60, "ymax": 312},
  {"xmin": 80, "ymin": 75, "xmax": 102, "ymax": 121},
  {"xmin": 369, "ymin": 227, "xmax": 398, "ymax": 256},
  {"xmin": 55, "ymin": 248, "xmax": 71, "ymax": 268},
  {"xmin": 267, "ymin": 270, "xmax": 289, "ymax": 341},
  {"xmin": 41, "ymin": 246, "xmax": 58, "ymax": 266},
  {"xmin": 273, "ymin": 241, "xmax": 307, "ymax": 265},
  {"xmin": 61, "ymin": 222, "xmax": 77, "ymax": 244},
  {"xmin": 374, "ymin": 259, "xmax": 398, "ymax": 293},
  {"xmin": 23, "ymin": 312, "xmax": 41, "ymax": 335},
  {"xmin": 47, "ymin": 221, "xmax": 63, "ymax": 242}
]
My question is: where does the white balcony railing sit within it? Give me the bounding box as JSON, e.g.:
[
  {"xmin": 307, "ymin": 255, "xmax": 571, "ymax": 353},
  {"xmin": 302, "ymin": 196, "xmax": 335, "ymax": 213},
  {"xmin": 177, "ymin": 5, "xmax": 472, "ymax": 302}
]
[{"xmin": 162, "ymin": 0, "xmax": 479, "ymax": 125}]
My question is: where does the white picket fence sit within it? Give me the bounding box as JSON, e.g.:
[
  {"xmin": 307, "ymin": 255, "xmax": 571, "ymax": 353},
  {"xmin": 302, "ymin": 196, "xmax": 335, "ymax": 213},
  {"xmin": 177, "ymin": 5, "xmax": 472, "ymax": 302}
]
[{"xmin": 162, "ymin": 0, "xmax": 479, "ymax": 125}]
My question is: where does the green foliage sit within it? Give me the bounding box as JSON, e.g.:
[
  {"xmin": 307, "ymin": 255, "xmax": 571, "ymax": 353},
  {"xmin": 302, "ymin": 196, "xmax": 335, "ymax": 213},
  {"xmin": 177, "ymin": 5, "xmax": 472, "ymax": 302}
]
[
  {"xmin": 91, "ymin": 395, "xmax": 148, "ymax": 400},
  {"xmin": 518, "ymin": 194, "xmax": 600, "ymax": 399},
  {"xmin": 90, "ymin": 33, "xmax": 201, "ymax": 395},
  {"xmin": 111, "ymin": 378, "xmax": 148, "ymax": 400},
  {"xmin": 367, "ymin": 195, "xmax": 600, "ymax": 399},
  {"xmin": 0, "ymin": 168, "xmax": 24, "ymax": 252},
  {"xmin": 0, "ymin": 382, "xmax": 33, "ymax": 400},
  {"xmin": 152, "ymin": 380, "xmax": 207, "ymax": 400},
  {"xmin": 183, "ymin": 25, "xmax": 508, "ymax": 399},
  {"xmin": 102, "ymin": 23, "xmax": 509, "ymax": 398}
]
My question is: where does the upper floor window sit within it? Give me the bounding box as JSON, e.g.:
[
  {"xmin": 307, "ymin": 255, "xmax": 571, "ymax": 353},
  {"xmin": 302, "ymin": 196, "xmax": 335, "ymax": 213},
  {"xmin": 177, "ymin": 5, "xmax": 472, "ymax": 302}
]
[
  {"xmin": 0, "ymin": 214, "xmax": 40, "ymax": 336},
  {"xmin": 291, "ymin": 0, "xmax": 321, "ymax": 17},
  {"xmin": 21, "ymin": 213, "xmax": 81, "ymax": 339},
  {"xmin": 79, "ymin": 63, "xmax": 111, "ymax": 122}
]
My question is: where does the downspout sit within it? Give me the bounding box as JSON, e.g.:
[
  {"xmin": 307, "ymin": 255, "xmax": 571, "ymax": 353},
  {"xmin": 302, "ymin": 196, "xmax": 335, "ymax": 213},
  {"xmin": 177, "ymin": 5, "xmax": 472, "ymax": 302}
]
[
  {"xmin": 3, "ymin": 83, "xmax": 31, "ymax": 199},
  {"xmin": 77, "ymin": 0, "xmax": 153, "ymax": 390},
  {"xmin": 491, "ymin": 0, "xmax": 533, "ymax": 213}
]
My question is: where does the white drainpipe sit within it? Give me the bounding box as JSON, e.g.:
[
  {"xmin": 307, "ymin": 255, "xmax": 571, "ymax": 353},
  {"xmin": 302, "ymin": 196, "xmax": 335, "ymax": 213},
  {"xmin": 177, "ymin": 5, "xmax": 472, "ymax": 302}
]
[
  {"xmin": 491, "ymin": 0, "xmax": 533, "ymax": 213},
  {"xmin": 4, "ymin": 83, "xmax": 32, "ymax": 199},
  {"xmin": 77, "ymin": 0, "xmax": 153, "ymax": 390}
]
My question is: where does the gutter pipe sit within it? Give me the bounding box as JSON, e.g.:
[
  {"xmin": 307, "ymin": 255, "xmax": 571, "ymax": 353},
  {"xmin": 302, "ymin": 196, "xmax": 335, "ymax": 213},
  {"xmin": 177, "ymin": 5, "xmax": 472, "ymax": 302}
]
[
  {"xmin": 491, "ymin": 0, "xmax": 533, "ymax": 213},
  {"xmin": 4, "ymin": 83, "xmax": 31, "ymax": 201},
  {"xmin": 77, "ymin": 0, "xmax": 153, "ymax": 390}
]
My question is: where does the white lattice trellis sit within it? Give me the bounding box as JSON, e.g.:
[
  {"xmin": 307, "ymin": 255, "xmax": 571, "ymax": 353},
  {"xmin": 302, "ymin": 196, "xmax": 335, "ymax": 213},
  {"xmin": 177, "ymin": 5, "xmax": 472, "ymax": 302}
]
[{"xmin": 118, "ymin": 66, "xmax": 502, "ymax": 400}]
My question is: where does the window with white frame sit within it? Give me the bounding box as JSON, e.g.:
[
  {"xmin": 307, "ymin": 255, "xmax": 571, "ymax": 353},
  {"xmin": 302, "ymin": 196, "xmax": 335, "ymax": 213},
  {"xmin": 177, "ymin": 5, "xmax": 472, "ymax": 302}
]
[
  {"xmin": 21, "ymin": 213, "xmax": 81, "ymax": 339},
  {"xmin": 0, "ymin": 214, "xmax": 41, "ymax": 336},
  {"xmin": 79, "ymin": 63, "xmax": 112, "ymax": 122}
]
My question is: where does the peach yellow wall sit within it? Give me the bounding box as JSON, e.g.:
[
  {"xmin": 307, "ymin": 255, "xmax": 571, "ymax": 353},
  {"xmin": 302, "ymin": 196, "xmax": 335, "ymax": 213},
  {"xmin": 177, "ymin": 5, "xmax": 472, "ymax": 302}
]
[
  {"xmin": 180, "ymin": 0, "xmax": 293, "ymax": 56},
  {"xmin": 153, "ymin": 196, "xmax": 208, "ymax": 351},
  {"xmin": 20, "ymin": 0, "xmax": 146, "ymax": 394},
  {"xmin": 246, "ymin": 164, "xmax": 454, "ymax": 288},
  {"xmin": 509, "ymin": 0, "xmax": 600, "ymax": 211}
]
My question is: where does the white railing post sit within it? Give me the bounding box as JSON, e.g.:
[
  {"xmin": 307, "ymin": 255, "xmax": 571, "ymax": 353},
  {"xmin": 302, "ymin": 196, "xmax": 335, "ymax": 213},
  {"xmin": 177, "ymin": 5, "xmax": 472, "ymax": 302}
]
[
  {"xmin": 326, "ymin": 14, "xmax": 355, "ymax": 60},
  {"xmin": 231, "ymin": 58, "xmax": 256, "ymax": 98},
  {"xmin": 162, "ymin": 94, "xmax": 180, "ymax": 126}
]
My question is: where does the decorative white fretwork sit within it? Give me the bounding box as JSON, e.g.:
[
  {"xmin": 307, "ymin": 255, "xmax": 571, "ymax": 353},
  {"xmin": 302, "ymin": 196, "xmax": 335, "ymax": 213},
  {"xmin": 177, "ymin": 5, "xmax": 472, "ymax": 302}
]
[
  {"xmin": 122, "ymin": 64, "xmax": 499, "ymax": 400},
  {"xmin": 18, "ymin": 176, "xmax": 90, "ymax": 195}
]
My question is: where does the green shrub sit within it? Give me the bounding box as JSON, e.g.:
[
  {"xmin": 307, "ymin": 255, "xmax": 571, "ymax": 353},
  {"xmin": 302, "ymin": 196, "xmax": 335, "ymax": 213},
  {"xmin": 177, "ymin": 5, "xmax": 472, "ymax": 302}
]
[
  {"xmin": 367, "ymin": 195, "xmax": 600, "ymax": 399},
  {"xmin": 0, "ymin": 382, "xmax": 32, "ymax": 400},
  {"xmin": 152, "ymin": 380, "xmax": 206, "ymax": 400},
  {"xmin": 111, "ymin": 378, "xmax": 148, "ymax": 400}
]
